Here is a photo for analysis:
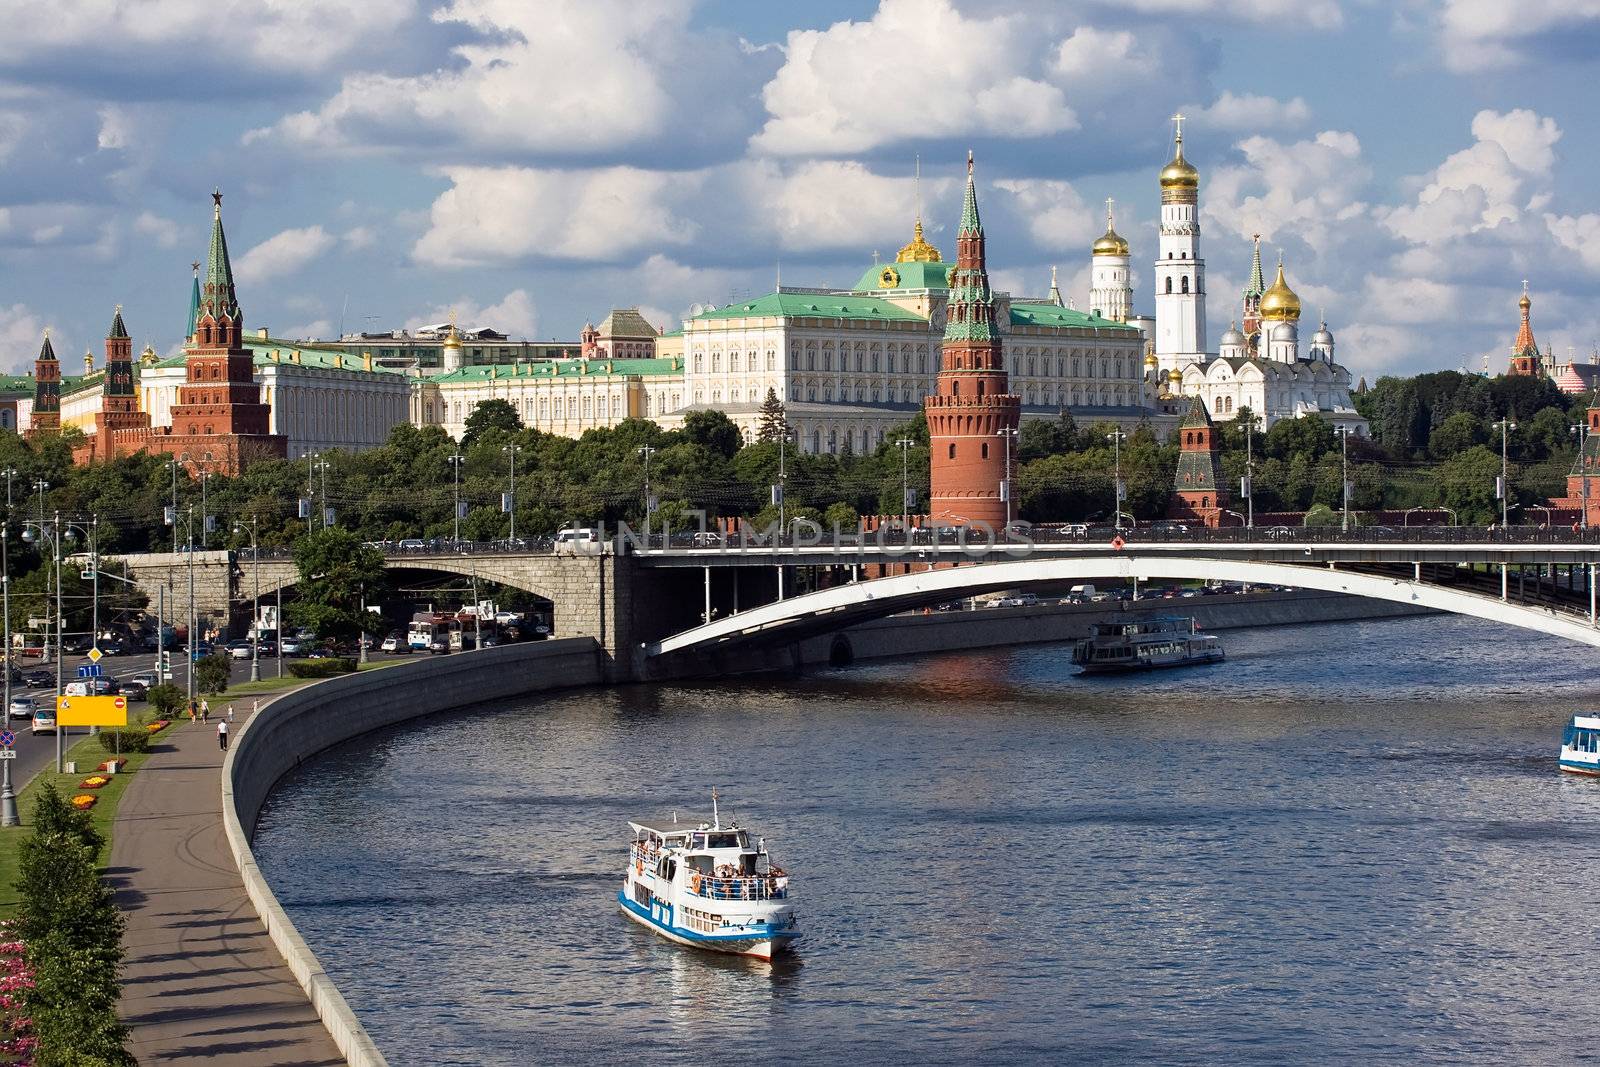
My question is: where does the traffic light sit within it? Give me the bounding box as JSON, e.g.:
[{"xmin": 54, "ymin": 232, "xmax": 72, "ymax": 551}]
[{"xmin": 158, "ymin": 650, "xmax": 171, "ymax": 679}]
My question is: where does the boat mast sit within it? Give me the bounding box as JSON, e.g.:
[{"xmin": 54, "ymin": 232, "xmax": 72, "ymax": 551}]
[{"xmin": 712, "ymin": 787, "xmax": 720, "ymax": 830}]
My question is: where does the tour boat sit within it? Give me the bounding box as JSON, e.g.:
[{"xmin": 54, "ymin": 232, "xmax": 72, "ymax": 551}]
[
  {"xmin": 1071, "ymin": 615, "xmax": 1225, "ymax": 673},
  {"xmin": 618, "ymin": 793, "xmax": 799, "ymax": 961},
  {"xmin": 1559, "ymin": 714, "xmax": 1600, "ymax": 776}
]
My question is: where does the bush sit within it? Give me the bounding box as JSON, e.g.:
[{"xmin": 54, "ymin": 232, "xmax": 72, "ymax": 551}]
[
  {"xmin": 286, "ymin": 657, "xmax": 358, "ymax": 679},
  {"xmin": 95, "ymin": 728, "xmax": 151, "ymax": 755},
  {"xmin": 195, "ymin": 653, "xmax": 230, "ymax": 695},
  {"xmin": 147, "ymin": 684, "xmax": 185, "ymax": 718}
]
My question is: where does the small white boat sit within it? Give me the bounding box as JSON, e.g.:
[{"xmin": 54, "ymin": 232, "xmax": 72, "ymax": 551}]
[
  {"xmin": 1560, "ymin": 714, "xmax": 1600, "ymax": 776},
  {"xmin": 1071, "ymin": 615, "xmax": 1225, "ymax": 673},
  {"xmin": 618, "ymin": 793, "xmax": 799, "ymax": 961}
]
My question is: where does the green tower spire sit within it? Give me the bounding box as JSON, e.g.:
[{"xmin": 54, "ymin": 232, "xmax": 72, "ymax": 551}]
[
  {"xmin": 1245, "ymin": 234, "xmax": 1265, "ymax": 297},
  {"xmin": 202, "ymin": 189, "xmax": 241, "ymax": 325},
  {"xmin": 186, "ymin": 260, "xmax": 201, "ymax": 340},
  {"xmin": 958, "ymin": 150, "xmax": 982, "ymax": 235}
]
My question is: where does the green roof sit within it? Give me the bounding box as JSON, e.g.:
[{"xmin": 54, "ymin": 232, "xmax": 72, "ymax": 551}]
[
  {"xmin": 1008, "ymin": 303, "xmax": 1139, "ymax": 331},
  {"xmin": 691, "ymin": 292, "xmax": 924, "ymax": 324},
  {"xmin": 428, "ymin": 357, "xmax": 681, "ymax": 383},
  {"xmin": 149, "ymin": 336, "xmax": 404, "ymax": 376},
  {"xmin": 852, "ymin": 260, "xmax": 953, "ymax": 293}
]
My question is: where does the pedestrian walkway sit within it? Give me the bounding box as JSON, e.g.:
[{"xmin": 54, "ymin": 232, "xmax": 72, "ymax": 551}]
[{"xmin": 109, "ymin": 707, "xmax": 344, "ymax": 1065}]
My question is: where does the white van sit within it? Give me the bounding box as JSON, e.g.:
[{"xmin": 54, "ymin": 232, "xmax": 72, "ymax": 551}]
[
  {"xmin": 1068, "ymin": 584, "xmax": 1097, "ymax": 603},
  {"xmin": 553, "ymin": 527, "xmax": 603, "ymax": 556},
  {"xmin": 63, "ymin": 681, "xmax": 91, "ymax": 697}
]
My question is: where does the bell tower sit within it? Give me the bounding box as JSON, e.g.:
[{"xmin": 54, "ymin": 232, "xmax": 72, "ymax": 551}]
[{"xmin": 924, "ymin": 154, "xmax": 1020, "ymax": 529}]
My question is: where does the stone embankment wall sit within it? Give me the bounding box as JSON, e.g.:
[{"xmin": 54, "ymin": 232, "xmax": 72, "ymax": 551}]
[
  {"xmin": 222, "ymin": 639, "xmax": 603, "ymax": 1067},
  {"xmin": 690, "ymin": 590, "xmax": 1435, "ymax": 675}
]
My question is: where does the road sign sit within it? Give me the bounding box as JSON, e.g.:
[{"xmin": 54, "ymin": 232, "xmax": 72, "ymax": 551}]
[
  {"xmin": 56, "ymin": 695, "xmax": 127, "ymax": 727},
  {"xmin": 0, "ymin": 731, "xmax": 14, "ymax": 747},
  {"xmin": 0, "ymin": 751, "xmax": 15, "ymax": 761},
  {"xmin": 76, "ymin": 664, "xmax": 103, "ymax": 679},
  {"xmin": 87, "ymin": 646, "xmax": 103, "ymax": 663}
]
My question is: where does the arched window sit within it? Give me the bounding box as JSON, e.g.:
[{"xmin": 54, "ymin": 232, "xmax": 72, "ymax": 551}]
[
  {"xmin": 948, "ymin": 443, "xmax": 956, "ymax": 459},
  {"xmin": 1165, "ymin": 277, "xmax": 1173, "ymax": 294},
  {"xmin": 981, "ymin": 443, "xmax": 989, "ymax": 460},
  {"xmin": 1181, "ymin": 276, "xmax": 1191, "ymax": 294}
]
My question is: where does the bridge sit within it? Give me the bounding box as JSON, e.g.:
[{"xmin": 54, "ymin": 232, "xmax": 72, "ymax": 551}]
[{"xmin": 110, "ymin": 526, "xmax": 1600, "ymax": 680}]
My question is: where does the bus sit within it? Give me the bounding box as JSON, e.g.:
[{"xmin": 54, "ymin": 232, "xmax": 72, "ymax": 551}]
[{"xmin": 407, "ymin": 613, "xmax": 451, "ymax": 651}]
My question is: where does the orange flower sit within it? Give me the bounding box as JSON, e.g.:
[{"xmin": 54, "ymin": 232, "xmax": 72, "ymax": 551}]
[
  {"xmin": 69, "ymin": 795, "xmax": 96, "ymax": 810},
  {"xmin": 79, "ymin": 776, "xmax": 109, "ymax": 789}
]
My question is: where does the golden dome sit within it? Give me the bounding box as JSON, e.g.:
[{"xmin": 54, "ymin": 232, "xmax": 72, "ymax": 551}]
[
  {"xmin": 1160, "ymin": 151, "xmax": 1199, "ymax": 190},
  {"xmin": 1260, "ymin": 260, "xmax": 1301, "ymax": 322},
  {"xmin": 1092, "ymin": 226, "xmax": 1130, "ymax": 257},
  {"xmin": 895, "ymin": 219, "xmax": 942, "ymax": 263},
  {"xmin": 1143, "ymin": 351, "xmax": 1158, "ymax": 367},
  {"xmin": 1167, "ymin": 368, "xmax": 1182, "ymax": 383}
]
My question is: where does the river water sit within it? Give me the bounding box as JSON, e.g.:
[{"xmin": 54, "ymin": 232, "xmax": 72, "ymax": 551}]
[{"xmin": 254, "ymin": 614, "xmax": 1600, "ymax": 1065}]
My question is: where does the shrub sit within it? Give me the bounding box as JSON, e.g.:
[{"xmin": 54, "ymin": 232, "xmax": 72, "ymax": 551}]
[
  {"xmin": 195, "ymin": 653, "xmax": 230, "ymax": 695},
  {"xmin": 95, "ymin": 729, "xmax": 151, "ymax": 755},
  {"xmin": 147, "ymin": 684, "xmax": 185, "ymax": 718},
  {"xmin": 286, "ymin": 657, "xmax": 358, "ymax": 679}
]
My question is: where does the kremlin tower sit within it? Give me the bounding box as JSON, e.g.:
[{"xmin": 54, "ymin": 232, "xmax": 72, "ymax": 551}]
[
  {"xmin": 1508, "ymin": 282, "xmax": 1544, "ymax": 377},
  {"xmin": 924, "ymin": 154, "xmax": 1020, "ymax": 529},
  {"xmin": 1089, "ymin": 199, "xmax": 1132, "ymax": 323},
  {"xmin": 1168, "ymin": 395, "xmax": 1228, "ymax": 525},
  {"xmin": 1153, "ymin": 115, "xmax": 1208, "ymax": 376},
  {"xmin": 26, "ymin": 331, "xmax": 60, "ymax": 438}
]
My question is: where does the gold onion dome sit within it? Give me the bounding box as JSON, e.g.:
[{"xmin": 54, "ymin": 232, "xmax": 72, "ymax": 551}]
[
  {"xmin": 1092, "ymin": 225, "xmax": 1130, "ymax": 257},
  {"xmin": 1260, "ymin": 260, "xmax": 1301, "ymax": 322},
  {"xmin": 895, "ymin": 219, "xmax": 942, "ymax": 263},
  {"xmin": 1160, "ymin": 151, "xmax": 1199, "ymax": 190},
  {"xmin": 1143, "ymin": 351, "xmax": 1159, "ymax": 367}
]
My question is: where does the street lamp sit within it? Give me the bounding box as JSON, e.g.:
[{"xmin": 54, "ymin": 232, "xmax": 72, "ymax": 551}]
[
  {"xmin": 1219, "ymin": 509, "xmax": 1247, "ymax": 527},
  {"xmin": 1, "ymin": 468, "xmax": 15, "ymax": 514},
  {"xmin": 997, "ymin": 427, "xmax": 1019, "ymax": 527},
  {"xmin": 503, "ymin": 443, "xmax": 522, "ymax": 544},
  {"xmin": 896, "ymin": 438, "xmax": 915, "ymax": 531},
  {"xmin": 1108, "ymin": 429, "xmax": 1128, "ymax": 531},
  {"xmin": 1573, "ymin": 420, "xmax": 1591, "ymax": 530},
  {"xmin": 304, "ymin": 452, "xmax": 319, "ymax": 534},
  {"xmin": 448, "ymin": 450, "xmax": 466, "ymax": 544},
  {"xmin": 20, "ymin": 512, "xmax": 65, "ymax": 772},
  {"xmin": 1493, "ymin": 418, "xmax": 1516, "ymax": 530},
  {"xmin": 636, "ymin": 445, "xmax": 656, "ymax": 544},
  {"xmin": 234, "ymin": 517, "xmax": 260, "ymax": 681},
  {"xmin": 1242, "ymin": 411, "xmax": 1259, "ymax": 528},
  {"xmin": 1334, "ymin": 425, "xmax": 1354, "ymax": 533},
  {"xmin": 166, "ymin": 459, "xmax": 180, "ymax": 553},
  {"xmin": 0, "ymin": 521, "xmax": 15, "ymax": 825}
]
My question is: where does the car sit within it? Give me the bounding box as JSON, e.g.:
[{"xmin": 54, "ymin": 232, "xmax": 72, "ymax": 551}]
[
  {"xmin": 494, "ymin": 611, "xmax": 521, "ymax": 625},
  {"xmin": 22, "ymin": 670, "xmax": 53, "ymax": 689},
  {"xmin": 62, "ymin": 635, "xmax": 93, "ymax": 655},
  {"xmin": 428, "ymin": 637, "xmax": 449, "ymax": 655},
  {"xmin": 1265, "ymin": 526, "xmax": 1294, "ymax": 541},
  {"xmin": 7, "ymin": 696, "xmax": 35, "ymax": 721},
  {"xmin": 119, "ymin": 680, "xmax": 148, "ymax": 702},
  {"xmin": 397, "ymin": 538, "xmax": 426, "ymax": 551},
  {"xmin": 30, "ymin": 709, "xmax": 55, "ymax": 735},
  {"xmin": 98, "ymin": 639, "xmax": 130, "ymax": 656},
  {"xmin": 88, "ymin": 677, "xmax": 119, "ymax": 696},
  {"xmin": 129, "ymin": 671, "xmax": 158, "ymax": 689},
  {"xmin": 279, "ymin": 637, "xmax": 304, "ymax": 656},
  {"xmin": 226, "ymin": 640, "xmax": 255, "ymax": 660}
]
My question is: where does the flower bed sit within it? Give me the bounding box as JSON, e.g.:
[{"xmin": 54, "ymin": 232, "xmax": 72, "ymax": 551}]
[
  {"xmin": 97, "ymin": 758, "xmax": 126, "ymax": 773},
  {"xmin": 78, "ymin": 776, "xmax": 110, "ymax": 790},
  {"xmin": 68, "ymin": 795, "xmax": 96, "ymax": 810},
  {"xmin": 144, "ymin": 720, "xmax": 169, "ymax": 734},
  {"xmin": 0, "ymin": 924, "xmax": 34, "ymax": 1060}
]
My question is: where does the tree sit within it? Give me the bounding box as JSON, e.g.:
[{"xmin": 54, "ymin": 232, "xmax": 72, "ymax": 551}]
[
  {"xmin": 822, "ymin": 502, "xmax": 859, "ymax": 531},
  {"xmin": 147, "ymin": 684, "xmax": 185, "ymax": 719},
  {"xmin": 683, "ymin": 409, "xmax": 743, "ymax": 459},
  {"xmin": 756, "ymin": 389, "xmax": 790, "ymax": 443},
  {"xmin": 1438, "ymin": 444, "xmax": 1503, "ymax": 525},
  {"xmin": 460, "ymin": 398, "xmax": 522, "ymax": 447},
  {"xmin": 288, "ymin": 527, "xmax": 387, "ymax": 641},
  {"xmin": 195, "ymin": 653, "xmax": 230, "ymax": 695},
  {"xmin": 1428, "ymin": 411, "xmax": 1487, "ymax": 459}
]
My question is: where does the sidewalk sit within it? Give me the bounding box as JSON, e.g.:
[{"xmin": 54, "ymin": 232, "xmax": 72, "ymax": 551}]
[{"xmin": 109, "ymin": 710, "xmax": 344, "ymax": 1065}]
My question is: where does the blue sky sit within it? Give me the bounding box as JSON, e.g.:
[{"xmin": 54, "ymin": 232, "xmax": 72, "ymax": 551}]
[{"xmin": 4, "ymin": 0, "xmax": 1600, "ymax": 384}]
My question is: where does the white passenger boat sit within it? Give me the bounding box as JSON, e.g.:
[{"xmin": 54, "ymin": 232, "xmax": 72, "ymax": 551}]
[
  {"xmin": 1559, "ymin": 714, "xmax": 1600, "ymax": 776},
  {"xmin": 1071, "ymin": 615, "xmax": 1225, "ymax": 673},
  {"xmin": 618, "ymin": 794, "xmax": 799, "ymax": 961}
]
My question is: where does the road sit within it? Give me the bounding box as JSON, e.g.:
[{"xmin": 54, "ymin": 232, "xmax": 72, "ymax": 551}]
[{"xmin": 2, "ymin": 644, "xmax": 421, "ymax": 791}]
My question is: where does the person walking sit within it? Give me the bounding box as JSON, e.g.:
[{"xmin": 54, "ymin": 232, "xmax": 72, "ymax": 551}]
[
  {"xmin": 188, "ymin": 698, "xmax": 197, "ymax": 725},
  {"xmin": 200, "ymin": 697, "xmax": 210, "ymax": 723},
  {"xmin": 227, "ymin": 704, "xmax": 234, "ymax": 723},
  {"xmin": 217, "ymin": 718, "xmax": 229, "ymax": 751}
]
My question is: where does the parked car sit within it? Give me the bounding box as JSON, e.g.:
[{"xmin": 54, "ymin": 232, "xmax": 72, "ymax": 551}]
[
  {"xmin": 226, "ymin": 640, "xmax": 255, "ymax": 660},
  {"xmin": 7, "ymin": 695, "xmax": 35, "ymax": 721},
  {"xmin": 22, "ymin": 670, "xmax": 53, "ymax": 689}
]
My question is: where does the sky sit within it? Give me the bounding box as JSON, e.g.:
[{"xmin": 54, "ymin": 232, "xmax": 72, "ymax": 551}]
[{"xmin": 5, "ymin": 0, "xmax": 1600, "ymax": 386}]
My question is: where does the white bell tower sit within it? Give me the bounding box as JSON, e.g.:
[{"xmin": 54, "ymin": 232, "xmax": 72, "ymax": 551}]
[{"xmin": 1153, "ymin": 114, "xmax": 1208, "ymax": 376}]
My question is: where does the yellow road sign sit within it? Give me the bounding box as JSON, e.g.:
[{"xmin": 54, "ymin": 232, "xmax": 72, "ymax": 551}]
[
  {"xmin": 56, "ymin": 695, "xmax": 128, "ymax": 727},
  {"xmin": 87, "ymin": 647, "xmax": 103, "ymax": 663}
]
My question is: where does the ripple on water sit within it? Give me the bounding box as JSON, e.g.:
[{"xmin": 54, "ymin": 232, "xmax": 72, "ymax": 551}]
[{"xmin": 254, "ymin": 614, "xmax": 1600, "ymax": 1065}]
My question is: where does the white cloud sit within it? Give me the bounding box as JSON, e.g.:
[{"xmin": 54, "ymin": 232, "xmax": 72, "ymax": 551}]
[
  {"xmin": 96, "ymin": 105, "xmax": 132, "ymax": 150},
  {"xmin": 1052, "ymin": 27, "xmax": 1162, "ymax": 84},
  {"xmin": 0, "ymin": 304, "xmax": 47, "ymax": 373},
  {"xmin": 0, "ymin": 111, "xmax": 27, "ymax": 163},
  {"xmin": 1360, "ymin": 275, "xmax": 1460, "ymax": 325},
  {"xmin": 1545, "ymin": 211, "xmax": 1600, "ymax": 272},
  {"xmin": 1205, "ymin": 129, "xmax": 1371, "ymax": 250},
  {"xmin": 341, "ymin": 226, "xmax": 376, "ymax": 250},
  {"xmin": 0, "ymin": 0, "xmax": 413, "ymax": 68},
  {"xmin": 1082, "ymin": 0, "xmax": 1342, "ymax": 28},
  {"xmin": 1183, "ymin": 91, "xmax": 1311, "ymax": 132},
  {"xmin": 235, "ymin": 225, "xmax": 335, "ymax": 284},
  {"xmin": 993, "ymin": 178, "xmax": 1097, "ymax": 251},
  {"xmin": 413, "ymin": 166, "xmax": 699, "ymax": 268},
  {"xmin": 133, "ymin": 211, "xmax": 181, "ymax": 248},
  {"xmin": 757, "ymin": 159, "xmax": 951, "ymax": 253},
  {"xmin": 406, "ymin": 289, "xmax": 538, "ymax": 338},
  {"xmin": 1436, "ymin": 0, "xmax": 1600, "ymax": 70},
  {"xmin": 281, "ymin": 319, "xmax": 334, "ymax": 341},
  {"xmin": 751, "ymin": 0, "xmax": 1075, "ymax": 156}
]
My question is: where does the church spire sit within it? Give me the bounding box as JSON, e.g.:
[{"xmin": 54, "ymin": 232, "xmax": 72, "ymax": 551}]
[
  {"xmin": 1514, "ymin": 279, "xmax": 1537, "ymax": 355},
  {"xmin": 187, "ymin": 260, "xmax": 201, "ymax": 341},
  {"xmin": 958, "ymin": 150, "xmax": 983, "ymax": 236},
  {"xmin": 1246, "ymin": 234, "xmax": 1265, "ymax": 296}
]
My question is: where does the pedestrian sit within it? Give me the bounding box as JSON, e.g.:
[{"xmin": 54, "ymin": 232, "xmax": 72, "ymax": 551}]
[
  {"xmin": 188, "ymin": 698, "xmax": 197, "ymax": 724},
  {"xmin": 217, "ymin": 719, "xmax": 229, "ymax": 751},
  {"xmin": 227, "ymin": 704, "xmax": 234, "ymax": 723},
  {"xmin": 200, "ymin": 698, "xmax": 210, "ymax": 723}
]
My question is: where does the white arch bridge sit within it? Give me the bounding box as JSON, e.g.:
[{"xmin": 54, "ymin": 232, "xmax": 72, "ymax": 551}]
[{"xmin": 646, "ymin": 554, "xmax": 1600, "ymax": 659}]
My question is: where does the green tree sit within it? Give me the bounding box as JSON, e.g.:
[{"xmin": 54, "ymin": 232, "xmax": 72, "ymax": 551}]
[
  {"xmin": 822, "ymin": 502, "xmax": 859, "ymax": 530},
  {"xmin": 289, "ymin": 527, "xmax": 387, "ymax": 641},
  {"xmin": 195, "ymin": 653, "xmax": 230, "ymax": 695},
  {"xmin": 756, "ymin": 388, "xmax": 790, "ymax": 443},
  {"xmin": 1428, "ymin": 411, "xmax": 1486, "ymax": 459},
  {"xmin": 683, "ymin": 409, "xmax": 743, "ymax": 458},
  {"xmin": 1438, "ymin": 444, "xmax": 1503, "ymax": 525},
  {"xmin": 460, "ymin": 398, "xmax": 523, "ymax": 447},
  {"xmin": 147, "ymin": 683, "xmax": 185, "ymax": 719}
]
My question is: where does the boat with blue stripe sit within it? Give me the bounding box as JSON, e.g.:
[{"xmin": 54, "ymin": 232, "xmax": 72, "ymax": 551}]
[
  {"xmin": 1560, "ymin": 715, "xmax": 1600, "ymax": 776},
  {"xmin": 619, "ymin": 792, "xmax": 799, "ymax": 962}
]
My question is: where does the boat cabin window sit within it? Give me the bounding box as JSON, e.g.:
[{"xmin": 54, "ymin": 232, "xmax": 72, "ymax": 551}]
[
  {"xmin": 707, "ymin": 832, "xmax": 741, "ymax": 849},
  {"xmin": 656, "ymin": 858, "xmax": 677, "ymax": 881},
  {"xmin": 687, "ymin": 855, "xmax": 713, "ymax": 875}
]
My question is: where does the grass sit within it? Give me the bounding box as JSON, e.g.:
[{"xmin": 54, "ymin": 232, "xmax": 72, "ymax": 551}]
[
  {"xmin": 0, "ymin": 722, "xmax": 172, "ymax": 920},
  {"xmin": 218, "ymin": 658, "xmax": 394, "ymax": 697}
]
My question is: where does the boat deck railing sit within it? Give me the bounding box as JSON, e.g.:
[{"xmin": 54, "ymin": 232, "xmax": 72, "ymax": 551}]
[{"xmin": 629, "ymin": 845, "xmax": 789, "ymax": 901}]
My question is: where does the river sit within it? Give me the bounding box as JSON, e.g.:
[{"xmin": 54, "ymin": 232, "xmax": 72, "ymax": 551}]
[{"xmin": 254, "ymin": 614, "xmax": 1600, "ymax": 1064}]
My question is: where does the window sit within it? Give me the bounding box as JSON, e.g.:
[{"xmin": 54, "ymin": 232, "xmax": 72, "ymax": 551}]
[
  {"xmin": 712, "ymin": 353, "xmax": 721, "ymax": 372},
  {"xmin": 981, "ymin": 443, "xmax": 989, "ymax": 459},
  {"xmin": 948, "ymin": 443, "xmax": 956, "ymax": 459},
  {"xmin": 1181, "ymin": 276, "xmax": 1190, "ymax": 294},
  {"xmin": 694, "ymin": 354, "xmax": 703, "ymax": 372},
  {"xmin": 1165, "ymin": 277, "xmax": 1173, "ymax": 294}
]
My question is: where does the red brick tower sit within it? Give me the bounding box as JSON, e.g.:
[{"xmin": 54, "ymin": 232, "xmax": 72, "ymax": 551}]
[
  {"xmin": 162, "ymin": 191, "xmax": 285, "ymax": 472},
  {"xmin": 1508, "ymin": 281, "xmax": 1543, "ymax": 377},
  {"xmin": 26, "ymin": 331, "xmax": 60, "ymax": 437},
  {"xmin": 924, "ymin": 154, "xmax": 1020, "ymax": 528},
  {"xmin": 82, "ymin": 306, "xmax": 153, "ymax": 461},
  {"xmin": 1168, "ymin": 395, "xmax": 1228, "ymax": 525}
]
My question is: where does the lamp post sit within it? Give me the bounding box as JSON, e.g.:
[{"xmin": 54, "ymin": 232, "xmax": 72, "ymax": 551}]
[
  {"xmin": 776, "ymin": 431, "xmax": 791, "ymax": 532},
  {"xmin": 1108, "ymin": 429, "xmax": 1128, "ymax": 531},
  {"xmin": 304, "ymin": 452, "xmax": 318, "ymax": 534},
  {"xmin": 1573, "ymin": 420, "xmax": 1591, "ymax": 530},
  {"xmin": 636, "ymin": 445, "xmax": 656, "ymax": 544},
  {"xmin": 1, "ymin": 468, "xmax": 14, "ymax": 514},
  {"xmin": 318, "ymin": 458, "xmax": 331, "ymax": 529},
  {"xmin": 168, "ymin": 459, "xmax": 180, "ymax": 553},
  {"xmin": 1493, "ymin": 418, "xmax": 1516, "ymax": 530},
  {"xmin": 21, "ymin": 512, "xmax": 65, "ymax": 772},
  {"xmin": 1, "ymin": 521, "xmax": 15, "ymax": 825},
  {"xmin": 448, "ymin": 450, "xmax": 465, "ymax": 545},
  {"xmin": 1243, "ymin": 411, "xmax": 1258, "ymax": 529},
  {"xmin": 503, "ymin": 443, "xmax": 521, "ymax": 543},
  {"xmin": 185, "ymin": 506, "xmax": 196, "ymax": 710},
  {"xmin": 198, "ymin": 468, "xmax": 211, "ymax": 548},
  {"xmin": 896, "ymin": 438, "xmax": 914, "ymax": 531},
  {"xmin": 235, "ymin": 517, "xmax": 261, "ymax": 681},
  {"xmin": 1334, "ymin": 425, "xmax": 1353, "ymax": 533},
  {"xmin": 997, "ymin": 427, "xmax": 1019, "ymax": 527}
]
